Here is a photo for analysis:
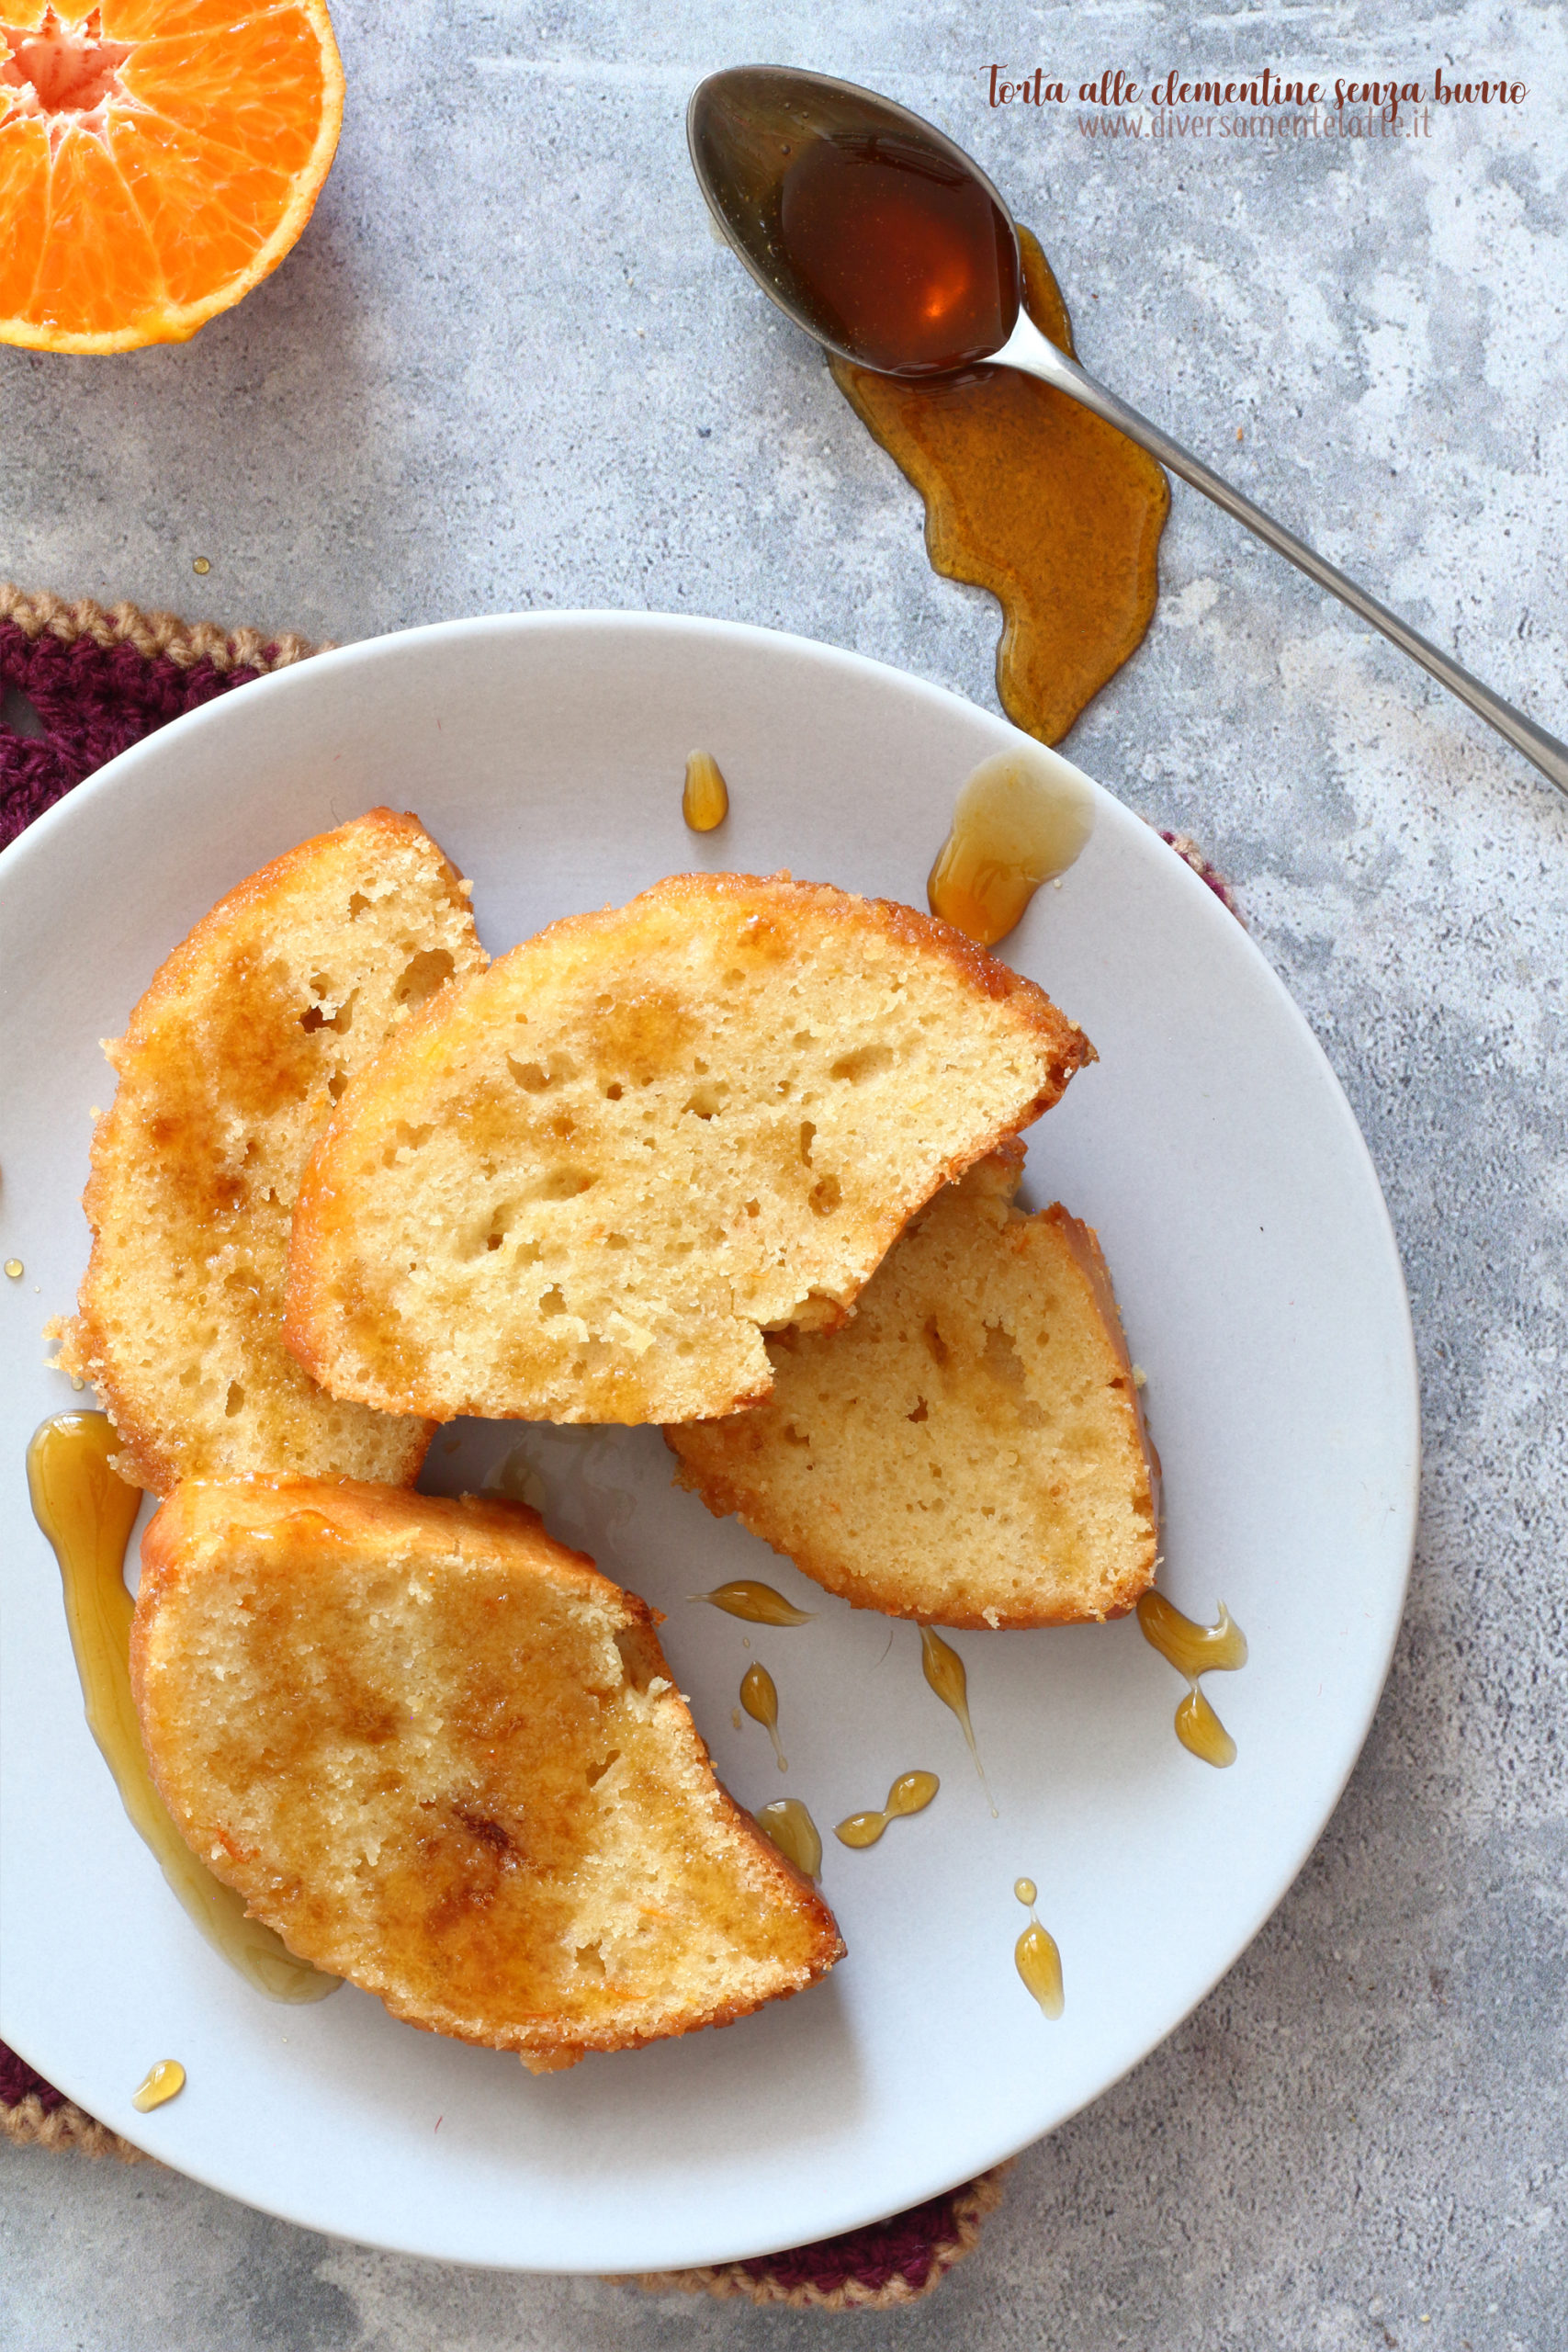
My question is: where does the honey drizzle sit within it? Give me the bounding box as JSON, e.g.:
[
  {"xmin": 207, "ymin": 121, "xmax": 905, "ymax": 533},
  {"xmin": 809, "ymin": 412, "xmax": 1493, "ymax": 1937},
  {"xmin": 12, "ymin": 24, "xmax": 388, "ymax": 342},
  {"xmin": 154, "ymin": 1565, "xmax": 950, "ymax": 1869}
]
[
  {"xmin": 1135, "ymin": 1590, "xmax": 1247, "ymax": 1770},
  {"xmin": 830, "ymin": 228, "xmax": 1168, "ymax": 747},
  {"xmin": 130, "ymin": 2059, "xmax": 186, "ymax": 2113},
  {"xmin": 739, "ymin": 1660, "xmax": 788, "ymax": 1770},
  {"xmin": 682, "ymin": 750, "xmax": 730, "ymax": 831},
  {"xmin": 919, "ymin": 1626, "xmax": 997, "ymax": 1815},
  {"xmin": 834, "ymin": 1768, "xmax": 940, "ymax": 1849},
  {"xmin": 927, "ymin": 746, "xmax": 1095, "ymax": 946},
  {"xmin": 691, "ymin": 1579, "xmax": 815, "ymax": 1627},
  {"xmin": 27, "ymin": 1414, "xmax": 339, "ymax": 2004},
  {"xmin": 755, "ymin": 1797, "xmax": 822, "ymax": 1880}
]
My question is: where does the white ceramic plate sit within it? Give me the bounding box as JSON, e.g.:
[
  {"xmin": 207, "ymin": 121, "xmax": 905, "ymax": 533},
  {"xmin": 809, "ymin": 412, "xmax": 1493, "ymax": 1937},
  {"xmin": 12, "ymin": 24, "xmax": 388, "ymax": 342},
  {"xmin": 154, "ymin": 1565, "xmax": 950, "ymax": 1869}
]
[{"xmin": 0, "ymin": 613, "xmax": 1418, "ymax": 2272}]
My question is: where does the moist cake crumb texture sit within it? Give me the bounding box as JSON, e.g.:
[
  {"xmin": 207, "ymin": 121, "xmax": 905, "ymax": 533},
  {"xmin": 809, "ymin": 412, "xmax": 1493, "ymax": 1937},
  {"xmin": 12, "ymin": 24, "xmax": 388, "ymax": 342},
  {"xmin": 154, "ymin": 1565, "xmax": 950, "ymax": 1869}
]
[
  {"xmin": 284, "ymin": 870, "xmax": 1094, "ymax": 1426},
  {"xmin": 668, "ymin": 1146, "xmax": 1159, "ymax": 1627}
]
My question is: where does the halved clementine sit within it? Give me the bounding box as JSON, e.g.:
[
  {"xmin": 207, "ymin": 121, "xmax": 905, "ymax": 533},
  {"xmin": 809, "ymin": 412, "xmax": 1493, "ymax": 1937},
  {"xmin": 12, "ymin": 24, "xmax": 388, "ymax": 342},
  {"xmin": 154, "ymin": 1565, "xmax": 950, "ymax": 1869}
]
[{"xmin": 1, "ymin": 0, "xmax": 344, "ymax": 352}]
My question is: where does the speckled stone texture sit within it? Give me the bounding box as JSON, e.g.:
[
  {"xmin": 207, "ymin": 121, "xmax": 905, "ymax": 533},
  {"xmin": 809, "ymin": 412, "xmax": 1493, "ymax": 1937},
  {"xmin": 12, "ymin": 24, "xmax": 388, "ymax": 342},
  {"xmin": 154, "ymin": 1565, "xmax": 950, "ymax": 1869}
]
[{"xmin": 3, "ymin": 0, "xmax": 1564, "ymax": 2345}]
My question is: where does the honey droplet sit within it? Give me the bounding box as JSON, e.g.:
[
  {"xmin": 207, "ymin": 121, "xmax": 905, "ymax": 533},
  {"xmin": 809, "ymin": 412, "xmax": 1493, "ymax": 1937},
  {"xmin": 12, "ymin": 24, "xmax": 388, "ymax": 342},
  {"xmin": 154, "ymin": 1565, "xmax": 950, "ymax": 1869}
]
[
  {"xmin": 884, "ymin": 1769, "xmax": 939, "ymax": 1819},
  {"xmin": 191, "ymin": 556, "xmax": 210, "ymax": 576},
  {"xmin": 1013, "ymin": 1876, "xmax": 1037, "ymax": 1907},
  {"xmin": 755, "ymin": 1796, "xmax": 823, "ymax": 1880},
  {"xmin": 1015, "ymin": 1919, "xmax": 1065, "ymax": 2020},
  {"xmin": 1174, "ymin": 1684, "xmax": 1237, "ymax": 1770},
  {"xmin": 131, "ymin": 2058, "xmax": 186, "ymax": 2112},
  {"xmin": 830, "ymin": 228, "xmax": 1168, "ymax": 748},
  {"xmin": 739, "ymin": 1660, "xmax": 787, "ymax": 1770},
  {"xmin": 682, "ymin": 749, "xmax": 730, "ymax": 832},
  {"xmin": 919, "ymin": 1625, "xmax": 996, "ymax": 1815},
  {"xmin": 835, "ymin": 1766, "xmax": 941, "ymax": 1849},
  {"xmin": 27, "ymin": 1413, "xmax": 340, "ymax": 2005},
  {"xmin": 1135, "ymin": 1591, "xmax": 1247, "ymax": 1679},
  {"xmin": 927, "ymin": 748, "xmax": 1095, "ymax": 947},
  {"xmin": 835, "ymin": 1807, "xmax": 886, "ymax": 1849},
  {"xmin": 4, "ymin": 1259, "xmax": 22, "ymax": 1279},
  {"xmin": 691, "ymin": 1579, "xmax": 814, "ymax": 1626}
]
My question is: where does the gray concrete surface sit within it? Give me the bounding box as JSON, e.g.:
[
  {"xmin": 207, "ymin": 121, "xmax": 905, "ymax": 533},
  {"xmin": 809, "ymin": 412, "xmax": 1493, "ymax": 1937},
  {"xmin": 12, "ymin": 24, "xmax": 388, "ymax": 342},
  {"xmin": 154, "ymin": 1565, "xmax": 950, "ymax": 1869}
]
[{"xmin": 3, "ymin": 1, "xmax": 1565, "ymax": 2345}]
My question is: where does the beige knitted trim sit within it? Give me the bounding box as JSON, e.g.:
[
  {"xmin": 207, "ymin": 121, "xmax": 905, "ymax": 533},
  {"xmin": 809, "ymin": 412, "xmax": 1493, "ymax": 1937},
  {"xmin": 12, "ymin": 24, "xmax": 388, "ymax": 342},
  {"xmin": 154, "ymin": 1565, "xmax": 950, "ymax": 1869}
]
[
  {"xmin": 632, "ymin": 2160, "xmax": 1013, "ymax": 2309},
  {"xmin": 2, "ymin": 2093, "xmax": 148, "ymax": 2164},
  {"xmin": 1162, "ymin": 829, "xmax": 1245, "ymax": 922},
  {"xmin": 0, "ymin": 582, "xmax": 324, "ymax": 675}
]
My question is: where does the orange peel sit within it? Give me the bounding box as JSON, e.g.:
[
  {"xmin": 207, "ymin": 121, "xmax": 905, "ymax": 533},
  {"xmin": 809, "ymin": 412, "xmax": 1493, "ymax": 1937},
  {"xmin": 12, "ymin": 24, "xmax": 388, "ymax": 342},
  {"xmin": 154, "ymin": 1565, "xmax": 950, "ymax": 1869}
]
[{"xmin": 0, "ymin": 0, "xmax": 344, "ymax": 352}]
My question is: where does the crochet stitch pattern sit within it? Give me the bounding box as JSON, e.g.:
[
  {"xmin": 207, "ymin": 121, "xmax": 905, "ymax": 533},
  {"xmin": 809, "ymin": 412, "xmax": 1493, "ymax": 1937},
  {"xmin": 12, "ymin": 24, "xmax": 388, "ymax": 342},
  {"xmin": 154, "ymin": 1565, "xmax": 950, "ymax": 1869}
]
[{"xmin": 0, "ymin": 584, "xmax": 321, "ymax": 852}]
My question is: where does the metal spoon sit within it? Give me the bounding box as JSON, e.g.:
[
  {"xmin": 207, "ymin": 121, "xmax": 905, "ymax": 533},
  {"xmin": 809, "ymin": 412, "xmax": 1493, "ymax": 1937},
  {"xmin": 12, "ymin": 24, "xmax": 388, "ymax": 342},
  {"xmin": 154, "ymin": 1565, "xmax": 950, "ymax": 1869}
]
[{"xmin": 689, "ymin": 65, "xmax": 1568, "ymax": 800}]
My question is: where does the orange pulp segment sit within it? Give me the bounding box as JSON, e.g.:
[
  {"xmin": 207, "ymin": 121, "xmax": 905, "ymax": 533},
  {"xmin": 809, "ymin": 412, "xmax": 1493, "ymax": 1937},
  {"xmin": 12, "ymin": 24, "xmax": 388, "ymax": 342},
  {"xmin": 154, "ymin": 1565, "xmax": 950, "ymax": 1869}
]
[{"xmin": 0, "ymin": 0, "xmax": 344, "ymax": 351}]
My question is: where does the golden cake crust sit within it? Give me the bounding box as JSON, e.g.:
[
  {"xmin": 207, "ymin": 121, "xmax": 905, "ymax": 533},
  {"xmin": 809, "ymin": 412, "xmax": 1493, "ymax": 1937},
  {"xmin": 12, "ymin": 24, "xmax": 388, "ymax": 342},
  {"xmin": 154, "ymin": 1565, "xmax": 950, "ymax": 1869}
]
[
  {"xmin": 52, "ymin": 808, "xmax": 486, "ymax": 1494},
  {"xmin": 284, "ymin": 870, "xmax": 1094, "ymax": 1427},
  {"xmin": 131, "ymin": 1478, "xmax": 844, "ymax": 2070}
]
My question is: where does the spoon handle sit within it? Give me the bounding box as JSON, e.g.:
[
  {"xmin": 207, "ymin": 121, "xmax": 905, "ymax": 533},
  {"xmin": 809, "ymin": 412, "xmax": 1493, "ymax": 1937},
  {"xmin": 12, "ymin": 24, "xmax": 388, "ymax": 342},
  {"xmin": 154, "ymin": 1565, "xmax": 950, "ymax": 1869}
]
[{"xmin": 994, "ymin": 313, "xmax": 1568, "ymax": 800}]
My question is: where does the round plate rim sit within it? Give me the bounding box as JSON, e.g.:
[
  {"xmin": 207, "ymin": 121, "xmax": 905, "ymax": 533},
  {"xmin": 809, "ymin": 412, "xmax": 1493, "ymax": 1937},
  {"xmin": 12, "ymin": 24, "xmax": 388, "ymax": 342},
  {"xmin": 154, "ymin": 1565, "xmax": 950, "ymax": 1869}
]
[{"xmin": 0, "ymin": 606, "xmax": 1420, "ymax": 2271}]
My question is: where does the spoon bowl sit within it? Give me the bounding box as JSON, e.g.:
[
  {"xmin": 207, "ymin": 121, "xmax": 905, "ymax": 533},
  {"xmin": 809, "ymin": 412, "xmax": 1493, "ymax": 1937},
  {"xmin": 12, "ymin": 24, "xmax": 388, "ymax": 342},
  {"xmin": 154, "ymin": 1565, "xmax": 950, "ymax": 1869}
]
[
  {"xmin": 689, "ymin": 65, "xmax": 1568, "ymax": 799},
  {"xmin": 688, "ymin": 66, "xmax": 1021, "ymax": 377}
]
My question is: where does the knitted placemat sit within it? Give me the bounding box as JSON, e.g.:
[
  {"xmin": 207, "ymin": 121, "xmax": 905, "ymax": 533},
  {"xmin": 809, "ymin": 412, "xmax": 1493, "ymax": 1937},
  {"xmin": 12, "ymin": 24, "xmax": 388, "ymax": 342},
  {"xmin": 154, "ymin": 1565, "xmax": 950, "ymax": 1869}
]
[
  {"xmin": 0, "ymin": 584, "xmax": 320, "ymax": 852},
  {"xmin": 0, "ymin": 581, "xmax": 1240, "ymax": 2309}
]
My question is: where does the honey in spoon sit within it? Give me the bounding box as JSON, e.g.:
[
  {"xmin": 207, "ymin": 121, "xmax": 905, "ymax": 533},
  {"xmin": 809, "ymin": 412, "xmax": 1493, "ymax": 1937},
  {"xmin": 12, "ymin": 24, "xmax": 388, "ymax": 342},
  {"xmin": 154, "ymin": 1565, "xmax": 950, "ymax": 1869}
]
[
  {"xmin": 27, "ymin": 1412, "xmax": 339, "ymax": 2004},
  {"xmin": 776, "ymin": 128, "xmax": 1019, "ymax": 375},
  {"xmin": 830, "ymin": 227, "xmax": 1168, "ymax": 745},
  {"xmin": 699, "ymin": 84, "xmax": 1165, "ymax": 746}
]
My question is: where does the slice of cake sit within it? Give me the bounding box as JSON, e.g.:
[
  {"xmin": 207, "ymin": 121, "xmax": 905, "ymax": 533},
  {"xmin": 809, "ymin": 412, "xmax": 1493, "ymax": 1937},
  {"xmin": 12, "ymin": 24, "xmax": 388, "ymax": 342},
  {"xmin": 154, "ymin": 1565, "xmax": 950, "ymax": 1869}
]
[
  {"xmin": 131, "ymin": 1480, "xmax": 844, "ymax": 2070},
  {"xmin": 667, "ymin": 1145, "xmax": 1159, "ymax": 1626},
  {"xmin": 51, "ymin": 808, "xmax": 487, "ymax": 1494},
  {"xmin": 283, "ymin": 870, "xmax": 1094, "ymax": 1426}
]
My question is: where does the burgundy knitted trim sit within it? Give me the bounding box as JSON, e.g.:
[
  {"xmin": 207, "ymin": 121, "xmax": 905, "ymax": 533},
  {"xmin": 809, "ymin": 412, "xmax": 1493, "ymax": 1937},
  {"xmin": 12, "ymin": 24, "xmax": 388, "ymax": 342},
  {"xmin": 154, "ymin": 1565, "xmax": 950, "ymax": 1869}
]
[
  {"xmin": 0, "ymin": 2042, "xmax": 145, "ymax": 2162},
  {"xmin": 1158, "ymin": 828, "xmax": 1245, "ymax": 922},
  {"xmin": 634, "ymin": 2163, "xmax": 1013, "ymax": 2308},
  {"xmin": 0, "ymin": 583, "xmax": 324, "ymax": 854}
]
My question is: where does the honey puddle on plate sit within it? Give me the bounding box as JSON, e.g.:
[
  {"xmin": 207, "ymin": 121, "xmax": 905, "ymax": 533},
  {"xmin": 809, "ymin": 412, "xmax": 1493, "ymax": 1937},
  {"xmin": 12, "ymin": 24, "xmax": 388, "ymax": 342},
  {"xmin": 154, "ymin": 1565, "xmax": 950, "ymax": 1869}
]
[
  {"xmin": 831, "ymin": 227, "xmax": 1168, "ymax": 747},
  {"xmin": 754, "ymin": 1797, "xmax": 822, "ymax": 1880},
  {"xmin": 1136, "ymin": 1589, "xmax": 1247, "ymax": 1768},
  {"xmin": 27, "ymin": 1412, "xmax": 339, "ymax": 2004},
  {"xmin": 927, "ymin": 744, "xmax": 1095, "ymax": 946}
]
